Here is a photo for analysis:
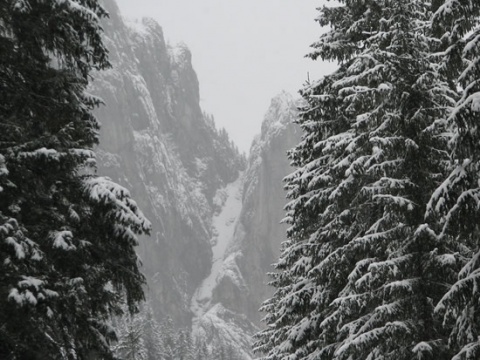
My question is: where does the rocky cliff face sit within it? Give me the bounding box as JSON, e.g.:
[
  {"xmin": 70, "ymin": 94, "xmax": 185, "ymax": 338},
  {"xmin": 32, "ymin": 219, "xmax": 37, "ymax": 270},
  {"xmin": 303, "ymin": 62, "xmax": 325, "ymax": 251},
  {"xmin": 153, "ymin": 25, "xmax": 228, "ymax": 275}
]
[
  {"xmin": 192, "ymin": 92, "xmax": 301, "ymax": 358},
  {"xmin": 92, "ymin": 1, "xmax": 300, "ymax": 357},
  {"xmin": 225, "ymin": 92, "xmax": 301, "ymax": 323},
  {"xmin": 93, "ymin": 0, "xmax": 244, "ymax": 326}
]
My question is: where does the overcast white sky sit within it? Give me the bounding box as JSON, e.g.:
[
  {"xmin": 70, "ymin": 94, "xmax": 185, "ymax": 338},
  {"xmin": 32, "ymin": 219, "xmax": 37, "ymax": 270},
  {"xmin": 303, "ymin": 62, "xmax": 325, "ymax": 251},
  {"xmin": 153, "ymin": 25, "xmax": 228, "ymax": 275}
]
[{"xmin": 115, "ymin": 0, "xmax": 336, "ymax": 153}]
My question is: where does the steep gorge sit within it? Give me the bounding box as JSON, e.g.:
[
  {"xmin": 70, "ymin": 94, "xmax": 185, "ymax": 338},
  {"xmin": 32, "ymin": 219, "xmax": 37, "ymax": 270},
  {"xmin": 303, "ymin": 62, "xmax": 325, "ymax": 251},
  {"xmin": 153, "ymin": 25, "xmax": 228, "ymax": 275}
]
[
  {"xmin": 93, "ymin": 0, "xmax": 300, "ymax": 357},
  {"xmin": 192, "ymin": 92, "xmax": 301, "ymax": 357}
]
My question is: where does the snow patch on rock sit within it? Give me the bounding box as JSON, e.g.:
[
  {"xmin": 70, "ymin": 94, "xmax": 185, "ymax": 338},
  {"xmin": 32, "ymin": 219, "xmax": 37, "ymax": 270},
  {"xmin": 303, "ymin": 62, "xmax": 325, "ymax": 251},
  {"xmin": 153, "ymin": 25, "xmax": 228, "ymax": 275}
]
[{"xmin": 191, "ymin": 173, "xmax": 244, "ymax": 318}]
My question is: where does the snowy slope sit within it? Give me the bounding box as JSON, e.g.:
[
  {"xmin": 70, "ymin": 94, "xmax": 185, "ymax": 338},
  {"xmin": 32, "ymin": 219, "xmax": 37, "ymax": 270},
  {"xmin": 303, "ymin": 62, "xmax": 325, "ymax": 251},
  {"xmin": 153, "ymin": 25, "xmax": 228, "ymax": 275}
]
[
  {"xmin": 191, "ymin": 173, "xmax": 257, "ymax": 360},
  {"xmin": 191, "ymin": 174, "xmax": 244, "ymax": 317}
]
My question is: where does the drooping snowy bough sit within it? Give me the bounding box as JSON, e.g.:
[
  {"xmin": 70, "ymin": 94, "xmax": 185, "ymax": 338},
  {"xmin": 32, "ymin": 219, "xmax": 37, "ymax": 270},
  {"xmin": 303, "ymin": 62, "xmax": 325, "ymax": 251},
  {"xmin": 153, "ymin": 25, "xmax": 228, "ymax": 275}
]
[{"xmin": 428, "ymin": 1, "xmax": 480, "ymax": 359}]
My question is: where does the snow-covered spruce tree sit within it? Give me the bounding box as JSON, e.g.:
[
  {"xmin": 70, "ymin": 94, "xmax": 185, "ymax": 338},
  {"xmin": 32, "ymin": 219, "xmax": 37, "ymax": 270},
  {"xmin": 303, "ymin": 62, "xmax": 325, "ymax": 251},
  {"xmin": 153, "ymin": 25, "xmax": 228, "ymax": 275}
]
[
  {"xmin": 0, "ymin": 0, "xmax": 150, "ymax": 358},
  {"xmin": 194, "ymin": 337, "xmax": 210, "ymax": 360},
  {"xmin": 426, "ymin": 1, "xmax": 480, "ymax": 359},
  {"xmin": 255, "ymin": 1, "xmax": 460, "ymax": 359},
  {"xmin": 160, "ymin": 317, "xmax": 178, "ymax": 360},
  {"xmin": 142, "ymin": 304, "xmax": 165, "ymax": 359},
  {"xmin": 176, "ymin": 329, "xmax": 194, "ymax": 360},
  {"xmin": 112, "ymin": 313, "xmax": 148, "ymax": 360}
]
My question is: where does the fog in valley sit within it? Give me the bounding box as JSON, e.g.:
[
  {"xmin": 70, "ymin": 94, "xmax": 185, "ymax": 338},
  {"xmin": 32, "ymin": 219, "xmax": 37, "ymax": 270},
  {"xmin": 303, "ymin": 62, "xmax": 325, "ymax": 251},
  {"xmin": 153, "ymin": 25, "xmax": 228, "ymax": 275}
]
[{"xmin": 2, "ymin": 1, "xmax": 480, "ymax": 360}]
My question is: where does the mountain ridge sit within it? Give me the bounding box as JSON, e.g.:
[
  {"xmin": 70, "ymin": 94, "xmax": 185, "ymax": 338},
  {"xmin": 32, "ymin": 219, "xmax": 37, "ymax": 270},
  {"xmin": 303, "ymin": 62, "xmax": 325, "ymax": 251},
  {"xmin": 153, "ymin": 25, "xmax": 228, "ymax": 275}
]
[{"xmin": 93, "ymin": 1, "xmax": 300, "ymax": 357}]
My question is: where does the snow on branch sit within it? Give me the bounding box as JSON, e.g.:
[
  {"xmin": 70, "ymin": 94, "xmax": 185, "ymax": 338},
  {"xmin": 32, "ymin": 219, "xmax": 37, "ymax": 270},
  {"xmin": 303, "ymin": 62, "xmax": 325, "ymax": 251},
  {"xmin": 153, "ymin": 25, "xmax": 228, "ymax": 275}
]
[
  {"xmin": 8, "ymin": 276, "xmax": 59, "ymax": 307},
  {"xmin": 452, "ymin": 341, "xmax": 480, "ymax": 360},
  {"xmin": 0, "ymin": 154, "xmax": 8, "ymax": 179},
  {"xmin": 335, "ymin": 321, "xmax": 411, "ymax": 357},
  {"xmin": 50, "ymin": 230, "xmax": 76, "ymax": 251},
  {"xmin": 83, "ymin": 176, "xmax": 151, "ymax": 234},
  {"xmin": 412, "ymin": 341, "xmax": 433, "ymax": 359},
  {"xmin": 435, "ymin": 266, "xmax": 480, "ymax": 315},
  {"xmin": 53, "ymin": 0, "xmax": 100, "ymax": 23},
  {"xmin": 4, "ymin": 236, "xmax": 26, "ymax": 259},
  {"xmin": 426, "ymin": 159, "xmax": 472, "ymax": 220}
]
